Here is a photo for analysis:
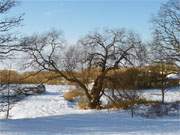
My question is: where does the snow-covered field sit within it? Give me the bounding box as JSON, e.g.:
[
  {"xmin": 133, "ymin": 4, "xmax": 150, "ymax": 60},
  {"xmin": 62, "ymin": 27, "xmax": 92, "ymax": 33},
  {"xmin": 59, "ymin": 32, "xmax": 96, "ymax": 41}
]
[
  {"xmin": 0, "ymin": 85, "xmax": 180, "ymax": 135},
  {"xmin": 142, "ymin": 86, "xmax": 180, "ymax": 102}
]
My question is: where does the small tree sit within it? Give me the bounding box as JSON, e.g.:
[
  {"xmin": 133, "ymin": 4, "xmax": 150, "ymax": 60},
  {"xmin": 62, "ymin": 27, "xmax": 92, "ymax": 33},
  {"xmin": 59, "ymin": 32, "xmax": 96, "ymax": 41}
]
[
  {"xmin": 0, "ymin": 66, "xmax": 13, "ymax": 119},
  {"xmin": 6, "ymin": 67, "xmax": 11, "ymax": 119}
]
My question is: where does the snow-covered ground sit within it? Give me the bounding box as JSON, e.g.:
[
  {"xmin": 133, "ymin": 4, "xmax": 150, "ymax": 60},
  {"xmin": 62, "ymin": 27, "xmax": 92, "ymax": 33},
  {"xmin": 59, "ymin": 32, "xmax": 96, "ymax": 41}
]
[
  {"xmin": 142, "ymin": 86, "xmax": 180, "ymax": 102},
  {"xmin": 0, "ymin": 85, "xmax": 180, "ymax": 135},
  {"xmin": 0, "ymin": 110, "xmax": 180, "ymax": 135},
  {"xmin": 6, "ymin": 85, "xmax": 91, "ymax": 119}
]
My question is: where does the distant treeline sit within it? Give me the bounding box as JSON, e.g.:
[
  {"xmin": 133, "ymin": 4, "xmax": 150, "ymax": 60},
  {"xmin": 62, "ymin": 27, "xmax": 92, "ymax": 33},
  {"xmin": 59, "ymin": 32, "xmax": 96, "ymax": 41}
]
[
  {"xmin": 0, "ymin": 63, "xmax": 179, "ymax": 89},
  {"xmin": 0, "ymin": 70, "xmax": 64, "ymax": 85}
]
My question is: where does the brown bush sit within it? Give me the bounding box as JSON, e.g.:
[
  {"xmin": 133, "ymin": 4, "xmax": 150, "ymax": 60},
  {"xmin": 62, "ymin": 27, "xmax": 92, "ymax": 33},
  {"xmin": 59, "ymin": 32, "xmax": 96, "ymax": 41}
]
[
  {"xmin": 105, "ymin": 65, "xmax": 179, "ymax": 90},
  {"xmin": 64, "ymin": 89, "xmax": 84, "ymax": 101}
]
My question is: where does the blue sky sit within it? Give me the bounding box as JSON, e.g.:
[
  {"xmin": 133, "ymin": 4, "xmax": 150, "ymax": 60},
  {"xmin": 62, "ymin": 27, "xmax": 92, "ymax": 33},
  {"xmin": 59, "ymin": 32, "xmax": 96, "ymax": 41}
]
[{"xmin": 10, "ymin": 0, "xmax": 167, "ymax": 43}]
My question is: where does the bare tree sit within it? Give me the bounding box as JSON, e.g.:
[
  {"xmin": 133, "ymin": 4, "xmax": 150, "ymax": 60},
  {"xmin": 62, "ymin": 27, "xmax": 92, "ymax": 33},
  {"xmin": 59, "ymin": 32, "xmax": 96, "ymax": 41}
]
[
  {"xmin": 152, "ymin": 0, "xmax": 180, "ymax": 62},
  {"xmin": 151, "ymin": 0, "xmax": 180, "ymax": 103},
  {"xmin": 0, "ymin": 0, "xmax": 23, "ymax": 59},
  {"xmin": 23, "ymin": 29, "xmax": 143, "ymax": 109},
  {"xmin": 0, "ymin": 0, "xmax": 23, "ymax": 119},
  {"xmin": 150, "ymin": 33, "xmax": 166, "ymax": 104}
]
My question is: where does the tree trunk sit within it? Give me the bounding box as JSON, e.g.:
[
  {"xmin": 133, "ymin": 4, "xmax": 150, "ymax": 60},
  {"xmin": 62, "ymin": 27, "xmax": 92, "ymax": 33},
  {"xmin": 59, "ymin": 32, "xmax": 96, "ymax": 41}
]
[
  {"xmin": 131, "ymin": 107, "xmax": 134, "ymax": 118},
  {"xmin": 89, "ymin": 85, "xmax": 102, "ymax": 109},
  {"xmin": 89, "ymin": 75, "xmax": 105, "ymax": 109},
  {"xmin": 161, "ymin": 89, "xmax": 165, "ymax": 104}
]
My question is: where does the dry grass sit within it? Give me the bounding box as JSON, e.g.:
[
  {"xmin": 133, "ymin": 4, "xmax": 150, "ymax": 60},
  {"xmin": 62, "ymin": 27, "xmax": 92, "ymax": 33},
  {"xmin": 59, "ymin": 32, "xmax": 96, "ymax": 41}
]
[
  {"xmin": 78, "ymin": 101, "xmax": 89, "ymax": 109},
  {"xmin": 77, "ymin": 95, "xmax": 90, "ymax": 109},
  {"xmin": 64, "ymin": 89, "xmax": 84, "ymax": 101}
]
